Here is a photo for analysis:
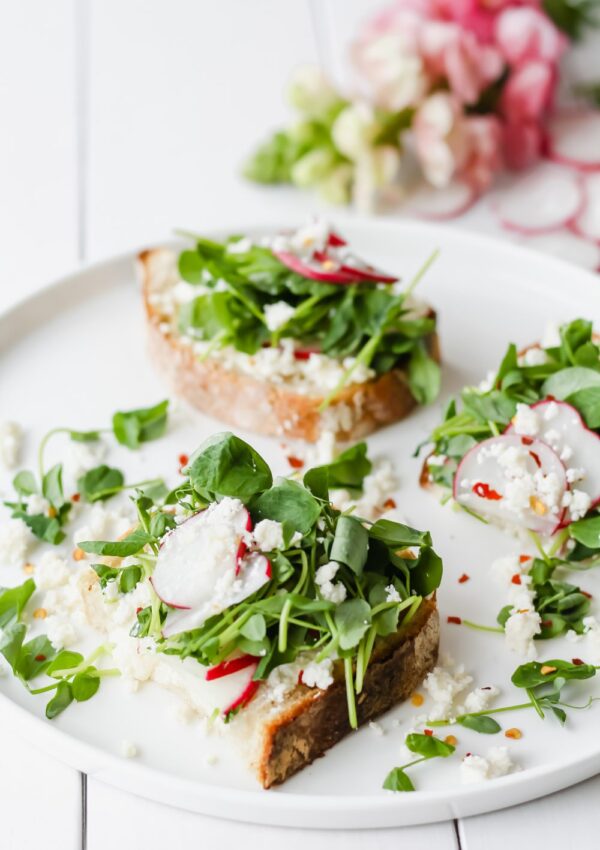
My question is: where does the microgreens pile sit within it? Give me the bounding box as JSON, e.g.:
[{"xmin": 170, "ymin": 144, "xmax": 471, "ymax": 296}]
[
  {"xmin": 77, "ymin": 432, "xmax": 442, "ymax": 727},
  {"xmin": 175, "ymin": 227, "xmax": 440, "ymax": 408}
]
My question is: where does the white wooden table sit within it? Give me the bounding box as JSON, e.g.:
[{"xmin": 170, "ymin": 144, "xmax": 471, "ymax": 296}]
[{"xmin": 1, "ymin": 2, "xmax": 599, "ymax": 848}]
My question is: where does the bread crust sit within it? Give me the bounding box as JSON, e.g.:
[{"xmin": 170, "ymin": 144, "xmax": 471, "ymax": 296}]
[
  {"xmin": 138, "ymin": 248, "xmax": 440, "ymax": 442},
  {"xmin": 247, "ymin": 599, "xmax": 439, "ymax": 788}
]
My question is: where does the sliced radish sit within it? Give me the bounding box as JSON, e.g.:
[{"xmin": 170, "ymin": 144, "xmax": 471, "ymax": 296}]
[
  {"xmin": 206, "ymin": 653, "xmax": 258, "ymax": 681},
  {"xmin": 493, "ymin": 163, "xmax": 584, "ymax": 235},
  {"xmin": 404, "ymin": 179, "xmax": 476, "ymax": 220},
  {"xmin": 547, "ymin": 111, "xmax": 600, "ymax": 172},
  {"xmin": 328, "ymin": 232, "xmax": 347, "ymax": 247},
  {"xmin": 235, "ymin": 511, "xmax": 253, "ymax": 575},
  {"xmin": 520, "ymin": 230, "xmax": 600, "ymax": 272},
  {"xmin": 161, "ymin": 552, "xmax": 271, "ymax": 638},
  {"xmin": 274, "ymin": 250, "xmax": 362, "ymax": 284},
  {"xmin": 293, "ymin": 345, "xmax": 320, "ymax": 360},
  {"xmin": 223, "ymin": 676, "xmax": 261, "ymax": 717},
  {"xmin": 572, "ymin": 173, "xmax": 600, "ymax": 244},
  {"xmin": 454, "ymin": 434, "xmax": 567, "ymax": 535},
  {"xmin": 506, "ymin": 399, "xmax": 600, "ymax": 518}
]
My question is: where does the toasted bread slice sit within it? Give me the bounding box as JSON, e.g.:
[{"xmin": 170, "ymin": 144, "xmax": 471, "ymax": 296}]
[
  {"xmin": 241, "ymin": 598, "xmax": 439, "ymax": 788},
  {"xmin": 138, "ymin": 248, "xmax": 440, "ymax": 442}
]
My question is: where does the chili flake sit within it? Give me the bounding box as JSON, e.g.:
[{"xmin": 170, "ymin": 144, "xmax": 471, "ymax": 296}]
[
  {"xmin": 287, "ymin": 455, "xmax": 304, "ymax": 470},
  {"xmin": 444, "ymin": 735, "xmax": 458, "ymax": 746},
  {"xmin": 511, "ymin": 574, "xmax": 522, "ymax": 585},
  {"xmin": 519, "ymin": 554, "xmax": 531, "ymax": 564},
  {"xmin": 424, "ymin": 729, "xmax": 433, "ymax": 736},
  {"xmin": 505, "ymin": 728, "xmax": 522, "ymax": 740},
  {"xmin": 383, "ymin": 497, "xmax": 397, "ymax": 510},
  {"xmin": 23, "ymin": 563, "xmax": 35, "ymax": 575},
  {"xmin": 33, "ymin": 608, "xmax": 47, "ymax": 620},
  {"xmin": 73, "ymin": 547, "xmax": 85, "ymax": 562},
  {"xmin": 447, "ymin": 616, "xmax": 462, "ymax": 625},
  {"xmin": 458, "ymin": 573, "xmax": 470, "ymax": 584},
  {"xmin": 572, "ymin": 658, "xmax": 584, "ymax": 666},
  {"xmin": 472, "ymin": 482, "xmax": 502, "ymax": 500}
]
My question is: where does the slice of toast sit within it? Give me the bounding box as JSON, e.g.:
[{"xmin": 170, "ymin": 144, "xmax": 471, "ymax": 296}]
[
  {"xmin": 137, "ymin": 248, "xmax": 441, "ymax": 443},
  {"xmin": 242, "ymin": 598, "xmax": 439, "ymax": 788}
]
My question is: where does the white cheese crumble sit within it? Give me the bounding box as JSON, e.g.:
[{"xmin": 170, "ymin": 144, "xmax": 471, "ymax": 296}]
[
  {"xmin": 369, "ymin": 720, "xmax": 385, "ymax": 737},
  {"xmin": 519, "ymin": 346, "xmax": 548, "ymax": 367},
  {"xmin": 511, "ymin": 403, "xmax": 540, "ymax": 437},
  {"xmin": 251, "ymin": 519, "xmax": 285, "ymax": 552},
  {"xmin": 315, "ymin": 561, "xmax": 347, "ymax": 604},
  {"xmin": 385, "ymin": 584, "xmax": 401, "ymax": 603},
  {"xmin": 264, "ymin": 301, "xmax": 296, "ymax": 332},
  {"xmin": 0, "ymin": 517, "xmax": 35, "ymax": 566},
  {"xmin": 35, "ymin": 552, "xmax": 71, "ymax": 590},
  {"xmin": 300, "ymin": 657, "xmax": 335, "ymax": 690},
  {"xmin": 265, "ymin": 653, "xmax": 334, "ymax": 703},
  {"xmin": 0, "ymin": 422, "xmax": 23, "ymax": 469},
  {"xmin": 65, "ymin": 438, "xmax": 107, "ymax": 481},
  {"xmin": 421, "ymin": 662, "xmax": 473, "ymax": 721},
  {"xmin": 461, "ymin": 747, "xmax": 519, "ymax": 784},
  {"xmin": 25, "ymin": 494, "xmax": 51, "ymax": 516},
  {"xmin": 491, "ymin": 554, "xmax": 541, "ymax": 658},
  {"xmin": 332, "ymin": 459, "xmax": 398, "ymax": 520}
]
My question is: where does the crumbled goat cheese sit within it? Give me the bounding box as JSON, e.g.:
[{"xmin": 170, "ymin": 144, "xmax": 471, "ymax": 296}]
[
  {"xmin": 0, "ymin": 422, "xmax": 23, "ymax": 469},
  {"xmin": 65, "ymin": 439, "xmax": 107, "ymax": 481},
  {"xmin": 45, "ymin": 615, "xmax": 78, "ymax": 649},
  {"xmin": 562, "ymin": 488, "xmax": 591, "ymax": 521},
  {"xmin": 25, "ymin": 493, "xmax": 51, "ymax": 516},
  {"xmin": 385, "ymin": 584, "xmax": 401, "ymax": 603},
  {"xmin": 427, "ymin": 454, "xmax": 447, "ymax": 467},
  {"xmin": 478, "ymin": 371, "xmax": 496, "ymax": 392},
  {"xmin": 264, "ymin": 301, "xmax": 296, "ymax": 332},
  {"xmin": 541, "ymin": 322, "xmax": 561, "ymax": 348},
  {"xmin": 266, "ymin": 653, "xmax": 334, "ymax": 703},
  {"xmin": 252, "ymin": 519, "xmax": 285, "ymax": 552},
  {"xmin": 422, "ymin": 662, "xmax": 473, "ymax": 721},
  {"xmin": 227, "ymin": 237, "xmax": 253, "ymax": 254},
  {"xmin": 369, "ymin": 720, "xmax": 385, "ymax": 737},
  {"xmin": 0, "ymin": 517, "xmax": 35, "ymax": 566},
  {"xmin": 332, "ymin": 460, "xmax": 398, "ymax": 521},
  {"xmin": 120, "ymin": 741, "xmax": 138, "ymax": 759},
  {"xmin": 300, "ymin": 657, "xmax": 334, "ymax": 690},
  {"xmin": 35, "ymin": 552, "xmax": 71, "ymax": 590},
  {"xmin": 511, "ymin": 403, "xmax": 540, "ymax": 437},
  {"xmin": 491, "ymin": 554, "xmax": 541, "ymax": 657},
  {"xmin": 461, "ymin": 747, "xmax": 519, "ymax": 784},
  {"xmin": 504, "ymin": 609, "xmax": 541, "ymax": 659},
  {"xmin": 205, "ymin": 754, "xmax": 219, "ymax": 766},
  {"xmin": 566, "ymin": 616, "xmax": 600, "ymax": 664},
  {"xmin": 73, "ymin": 504, "xmax": 134, "ymax": 555},
  {"xmin": 459, "ymin": 685, "xmax": 500, "ymax": 715},
  {"xmin": 315, "ymin": 561, "xmax": 347, "ymax": 604}
]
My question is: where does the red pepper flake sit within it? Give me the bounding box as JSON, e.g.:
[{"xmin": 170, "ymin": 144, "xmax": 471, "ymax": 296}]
[
  {"xmin": 71, "ymin": 492, "xmax": 81, "ymax": 503},
  {"xmin": 472, "ymin": 482, "xmax": 503, "ymax": 501},
  {"xmin": 424, "ymin": 729, "xmax": 433, "ymax": 736},
  {"xmin": 384, "ymin": 497, "xmax": 397, "ymax": 509},
  {"xmin": 529, "ymin": 450, "xmax": 542, "ymax": 468},
  {"xmin": 34, "ymin": 654, "xmax": 46, "ymax": 662},
  {"xmin": 481, "ymin": 686, "xmax": 492, "ymax": 691},
  {"xmin": 521, "ymin": 436, "xmax": 534, "ymax": 446},
  {"xmin": 511, "ymin": 574, "xmax": 522, "ymax": 585},
  {"xmin": 287, "ymin": 455, "xmax": 304, "ymax": 470},
  {"xmin": 519, "ymin": 554, "xmax": 531, "ymax": 564},
  {"xmin": 541, "ymin": 620, "xmax": 553, "ymax": 628},
  {"xmin": 572, "ymin": 657, "xmax": 584, "ymax": 666},
  {"xmin": 297, "ymin": 670, "xmax": 304, "ymax": 685},
  {"xmin": 178, "ymin": 453, "xmax": 189, "ymax": 472},
  {"xmin": 582, "ymin": 591, "xmax": 593, "ymax": 599},
  {"xmin": 136, "ymin": 607, "xmax": 143, "ymax": 615},
  {"xmin": 546, "ymin": 394, "xmax": 556, "ymax": 402},
  {"xmin": 458, "ymin": 573, "xmax": 470, "ymax": 584},
  {"xmin": 447, "ymin": 616, "xmax": 462, "ymax": 625},
  {"xmin": 465, "ymin": 752, "xmax": 472, "ymax": 758}
]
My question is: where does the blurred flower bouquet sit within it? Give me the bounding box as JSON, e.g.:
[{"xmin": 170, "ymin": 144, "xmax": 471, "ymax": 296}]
[{"xmin": 244, "ymin": 0, "xmax": 598, "ymax": 212}]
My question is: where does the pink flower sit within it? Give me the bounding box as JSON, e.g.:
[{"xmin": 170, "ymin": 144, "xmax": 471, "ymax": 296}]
[
  {"xmin": 503, "ymin": 121, "xmax": 544, "ymax": 170},
  {"xmin": 495, "ymin": 7, "xmax": 567, "ymax": 65},
  {"xmin": 433, "ymin": 0, "xmax": 497, "ymax": 43},
  {"xmin": 414, "ymin": 92, "xmax": 468, "ymax": 186},
  {"xmin": 501, "ymin": 60, "xmax": 555, "ymax": 122},
  {"xmin": 420, "ymin": 21, "xmax": 504, "ymax": 104},
  {"xmin": 461, "ymin": 115, "xmax": 503, "ymax": 189}
]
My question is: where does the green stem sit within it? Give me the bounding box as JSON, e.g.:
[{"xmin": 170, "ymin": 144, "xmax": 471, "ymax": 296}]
[
  {"xmin": 344, "ymin": 656, "xmax": 358, "ymax": 730},
  {"xmin": 549, "ymin": 528, "xmax": 570, "ymax": 557},
  {"xmin": 461, "ymin": 619, "xmax": 504, "ymax": 634},
  {"xmin": 318, "ymin": 334, "xmax": 381, "ymax": 411},
  {"xmin": 528, "ymin": 530, "xmax": 551, "ymax": 564},
  {"xmin": 428, "ymin": 701, "xmax": 534, "ymax": 727},
  {"xmin": 278, "ymin": 599, "xmax": 293, "ymax": 652},
  {"xmin": 403, "ymin": 249, "xmax": 440, "ymax": 299}
]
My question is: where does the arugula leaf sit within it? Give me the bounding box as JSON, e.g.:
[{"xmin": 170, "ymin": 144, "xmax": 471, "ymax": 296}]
[
  {"xmin": 18, "ymin": 636, "xmax": 57, "ymax": 680},
  {"xmin": 77, "ymin": 465, "xmax": 124, "ymax": 502},
  {"xmin": 409, "ymin": 547, "xmax": 443, "ymax": 597},
  {"xmin": 406, "ymin": 732, "xmax": 455, "ymax": 758},
  {"xmin": 188, "ymin": 432, "xmax": 272, "ymax": 502},
  {"xmin": 13, "ymin": 511, "xmax": 65, "ymax": 545},
  {"xmin": 305, "ymin": 442, "xmax": 372, "ymax": 493},
  {"xmin": 566, "ymin": 387, "xmax": 600, "ymax": 428},
  {"xmin": 112, "ymin": 400, "xmax": 169, "ymax": 449},
  {"xmin": 78, "ymin": 529, "xmax": 154, "ymax": 557},
  {"xmin": 570, "ymin": 515, "xmax": 600, "ymax": 548},
  {"xmin": 542, "ymin": 366, "xmax": 600, "ymax": 400},
  {"xmin": 329, "ymin": 515, "xmax": 369, "ymax": 576},
  {"xmin": 254, "ymin": 478, "xmax": 320, "ymax": 534},
  {"xmin": 72, "ymin": 671, "xmax": 100, "ymax": 702},
  {"xmin": 369, "ymin": 519, "xmax": 432, "ymax": 549}
]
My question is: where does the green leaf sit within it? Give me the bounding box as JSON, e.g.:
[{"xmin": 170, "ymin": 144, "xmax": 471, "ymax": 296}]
[
  {"xmin": 46, "ymin": 681, "xmax": 74, "ymax": 719},
  {"xmin": 307, "ymin": 443, "xmax": 372, "ymax": 492},
  {"xmin": 78, "ymin": 529, "xmax": 154, "ymax": 558},
  {"xmin": 408, "ymin": 344, "xmax": 441, "ymax": 405},
  {"xmin": 334, "ymin": 599, "xmax": 371, "ymax": 650},
  {"xmin": 405, "ymin": 732, "xmax": 455, "ymax": 758},
  {"xmin": 542, "ymin": 366, "xmax": 600, "ymax": 401},
  {"xmin": 542, "ymin": 0, "xmax": 599, "ymax": 39},
  {"xmin": 566, "ymin": 387, "xmax": 600, "ymax": 428},
  {"xmin": 462, "ymin": 390, "xmax": 516, "ymax": 425},
  {"xmin": 12, "ymin": 470, "xmax": 37, "ymax": 497},
  {"xmin": 570, "ymin": 515, "xmax": 600, "ymax": 549},
  {"xmin": 46, "ymin": 650, "xmax": 84, "ymax": 677},
  {"xmin": 42, "ymin": 464, "xmax": 65, "ymax": 509},
  {"xmin": 178, "ymin": 249, "xmax": 205, "ymax": 283},
  {"xmin": 240, "ymin": 614, "xmax": 266, "ymax": 642},
  {"xmin": 69, "ymin": 429, "xmax": 102, "ymax": 443},
  {"xmin": 329, "ymin": 515, "xmax": 369, "ymax": 576},
  {"xmin": 369, "ymin": 519, "xmax": 431, "ymax": 549},
  {"xmin": 511, "ymin": 659, "xmax": 597, "ymax": 689},
  {"xmin": 72, "ymin": 671, "xmax": 100, "ymax": 702},
  {"xmin": 18, "ymin": 636, "xmax": 57, "ymax": 681},
  {"xmin": 254, "ymin": 478, "xmax": 320, "ymax": 535},
  {"xmin": 13, "ymin": 511, "xmax": 65, "ymax": 545},
  {"xmin": 0, "ymin": 623, "xmax": 26, "ymax": 674},
  {"xmin": 119, "ymin": 565, "xmax": 143, "ymax": 594},
  {"xmin": 409, "ymin": 547, "xmax": 443, "ymax": 597},
  {"xmin": 188, "ymin": 432, "xmax": 272, "ymax": 502},
  {"xmin": 77, "ymin": 465, "xmax": 125, "ymax": 502},
  {"xmin": 457, "ymin": 714, "xmax": 501, "ymax": 734},
  {"xmin": 92, "ymin": 563, "xmax": 120, "ymax": 589},
  {"xmin": 0, "ymin": 579, "xmax": 35, "ymax": 628},
  {"xmin": 112, "ymin": 400, "xmax": 169, "ymax": 449},
  {"xmin": 382, "ymin": 767, "xmax": 415, "ymax": 792}
]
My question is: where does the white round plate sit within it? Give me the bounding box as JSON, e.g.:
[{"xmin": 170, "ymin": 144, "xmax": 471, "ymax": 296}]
[{"xmin": 1, "ymin": 220, "xmax": 599, "ymax": 828}]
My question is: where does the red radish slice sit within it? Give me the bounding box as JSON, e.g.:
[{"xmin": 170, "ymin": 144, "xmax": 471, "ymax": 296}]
[
  {"xmin": 339, "ymin": 261, "xmax": 397, "ymax": 284},
  {"xmin": 328, "ymin": 232, "xmax": 347, "ymax": 247},
  {"xmin": 506, "ymin": 400, "xmax": 600, "ymax": 517},
  {"xmin": 274, "ymin": 250, "xmax": 362, "ymax": 284},
  {"xmin": 206, "ymin": 654, "xmax": 258, "ymax": 681},
  {"xmin": 404, "ymin": 179, "xmax": 476, "ymax": 220},
  {"xmin": 235, "ymin": 512, "xmax": 253, "ymax": 575},
  {"xmin": 572, "ymin": 173, "xmax": 600, "ymax": 244},
  {"xmin": 454, "ymin": 434, "xmax": 567, "ymax": 535},
  {"xmin": 547, "ymin": 111, "xmax": 600, "ymax": 172},
  {"xmin": 493, "ymin": 164, "xmax": 585, "ymax": 235},
  {"xmin": 223, "ymin": 676, "xmax": 261, "ymax": 717},
  {"xmin": 520, "ymin": 230, "xmax": 600, "ymax": 272},
  {"xmin": 293, "ymin": 346, "xmax": 320, "ymax": 360},
  {"xmin": 161, "ymin": 552, "xmax": 271, "ymax": 638},
  {"xmin": 152, "ymin": 498, "xmax": 250, "ymax": 612}
]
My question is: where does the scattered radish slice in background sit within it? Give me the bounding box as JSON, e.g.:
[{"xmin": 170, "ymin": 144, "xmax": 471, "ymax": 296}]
[
  {"xmin": 547, "ymin": 111, "xmax": 600, "ymax": 172},
  {"xmin": 454, "ymin": 434, "xmax": 567, "ymax": 535},
  {"xmin": 572, "ymin": 173, "xmax": 600, "ymax": 244},
  {"xmin": 492, "ymin": 163, "xmax": 584, "ymax": 235},
  {"xmin": 517, "ymin": 230, "xmax": 600, "ymax": 271},
  {"xmin": 404, "ymin": 179, "xmax": 476, "ymax": 220}
]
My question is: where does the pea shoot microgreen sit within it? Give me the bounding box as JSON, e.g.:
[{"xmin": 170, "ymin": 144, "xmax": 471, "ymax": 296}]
[{"xmin": 383, "ymin": 733, "xmax": 455, "ymax": 792}]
